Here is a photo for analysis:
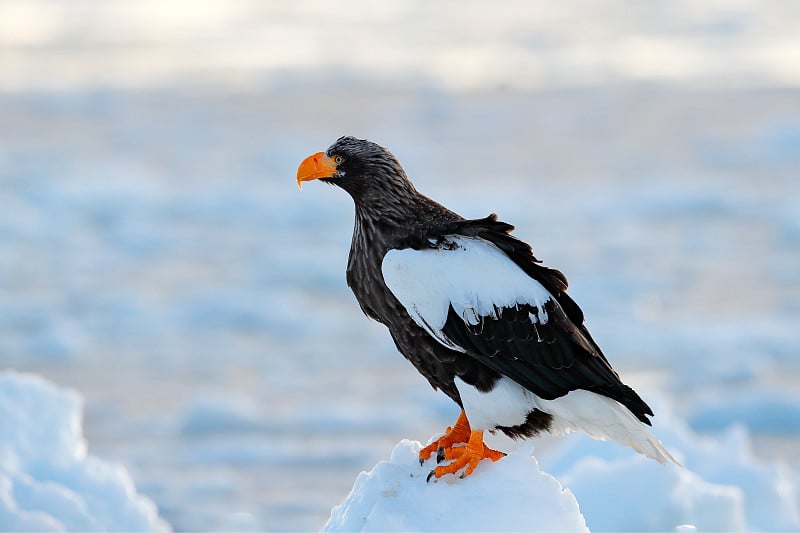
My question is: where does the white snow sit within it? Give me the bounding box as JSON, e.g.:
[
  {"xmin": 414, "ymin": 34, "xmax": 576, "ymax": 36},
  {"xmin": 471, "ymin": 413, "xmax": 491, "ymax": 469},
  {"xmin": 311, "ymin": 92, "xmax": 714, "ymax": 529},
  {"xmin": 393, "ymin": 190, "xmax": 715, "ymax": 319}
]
[
  {"xmin": 541, "ymin": 403, "xmax": 800, "ymax": 532},
  {"xmin": 561, "ymin": 456, "xmax": 747, "ymax": 532},
  {"xmin": 324, "ymin": 439, "xmax": 588, "ymax": 532},
  {"xmin": 2, "ymin": 1, "xmax": 799, "ymax": 92},
  {"xmin": 328, "ymin": 411, "xmax": 800, "ymax": 533},
  {"xmin": 0, "ymin": 371, "xmax": 169, "ymax": 532}
]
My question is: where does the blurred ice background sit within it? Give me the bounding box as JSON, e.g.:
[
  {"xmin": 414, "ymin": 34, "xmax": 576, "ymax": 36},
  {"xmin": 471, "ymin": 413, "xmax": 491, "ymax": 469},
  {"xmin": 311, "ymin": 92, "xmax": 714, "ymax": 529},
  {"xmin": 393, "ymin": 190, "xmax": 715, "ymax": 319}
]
[{"xmin": 1, "ymin": 0, "xmax": 799, "ymax": 530}]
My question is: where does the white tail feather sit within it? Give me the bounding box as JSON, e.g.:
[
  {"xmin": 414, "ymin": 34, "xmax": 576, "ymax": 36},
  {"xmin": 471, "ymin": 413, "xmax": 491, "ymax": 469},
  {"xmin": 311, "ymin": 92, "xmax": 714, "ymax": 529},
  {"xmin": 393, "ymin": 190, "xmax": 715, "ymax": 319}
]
[{"xmin": 535, "ymin": 390, "xmax": 679, "ymax": 465}]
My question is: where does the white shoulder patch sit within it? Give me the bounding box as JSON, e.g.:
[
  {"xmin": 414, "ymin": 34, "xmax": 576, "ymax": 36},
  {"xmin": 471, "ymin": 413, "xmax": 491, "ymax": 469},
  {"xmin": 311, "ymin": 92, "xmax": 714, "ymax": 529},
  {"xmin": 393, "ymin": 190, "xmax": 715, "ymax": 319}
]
[{"xmin": 381, "ymin": 236, "xmax": 553, "ymax": 350}]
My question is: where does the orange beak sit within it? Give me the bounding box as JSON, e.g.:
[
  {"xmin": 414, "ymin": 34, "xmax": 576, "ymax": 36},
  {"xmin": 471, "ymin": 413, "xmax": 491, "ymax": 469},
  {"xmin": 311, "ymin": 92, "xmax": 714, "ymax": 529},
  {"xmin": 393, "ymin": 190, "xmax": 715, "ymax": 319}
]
[{"xmin": 296, "ymin": 152, "xmax": 339, "ymax": 189}]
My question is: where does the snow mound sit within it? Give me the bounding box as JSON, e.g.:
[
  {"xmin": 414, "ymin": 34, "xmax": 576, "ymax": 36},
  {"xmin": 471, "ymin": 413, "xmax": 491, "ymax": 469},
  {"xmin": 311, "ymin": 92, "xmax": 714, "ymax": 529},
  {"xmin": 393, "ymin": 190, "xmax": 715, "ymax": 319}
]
[
  {"xmin": 561, "ymin": 456, "xmax": 746, "ymax": 531},
  {"xmin": 324, "ymin": 439, "xmax": 587, "ymax": 532},
  {"xmin": 0, "ymin": 371, "xmax": 169, "ymax": 532},
  {"xmin": 543, "ymin": 404, "xmax": 800, "ymax": 532}
]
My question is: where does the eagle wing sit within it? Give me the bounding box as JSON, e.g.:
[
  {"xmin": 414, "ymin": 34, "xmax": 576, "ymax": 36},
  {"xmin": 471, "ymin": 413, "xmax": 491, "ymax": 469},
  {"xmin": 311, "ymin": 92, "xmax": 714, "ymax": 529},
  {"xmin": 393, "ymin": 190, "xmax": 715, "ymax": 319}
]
[{"xmin": 382, "ymin": 219, "xmax": 653, "ymax": 424}]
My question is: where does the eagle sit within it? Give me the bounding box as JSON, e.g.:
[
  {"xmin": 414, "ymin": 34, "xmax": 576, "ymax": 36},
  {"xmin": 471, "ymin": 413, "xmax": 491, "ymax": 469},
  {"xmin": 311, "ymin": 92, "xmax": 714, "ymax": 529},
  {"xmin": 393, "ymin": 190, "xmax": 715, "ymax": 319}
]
[{"xmin": 297, "ymin": 136, "xmax": 675, "ymax": 480}]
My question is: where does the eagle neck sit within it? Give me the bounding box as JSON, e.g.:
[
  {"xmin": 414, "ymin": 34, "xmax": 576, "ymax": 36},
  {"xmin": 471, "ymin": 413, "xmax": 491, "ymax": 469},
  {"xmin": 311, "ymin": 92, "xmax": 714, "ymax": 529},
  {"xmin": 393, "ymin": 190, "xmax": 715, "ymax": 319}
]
[
  {"xmin": 344, "ymin": 207, "xmax": 402, "ymax": 322},
  {"xmin": 349, "ymin": 206, "xmax": 397, "ymax": 268}
]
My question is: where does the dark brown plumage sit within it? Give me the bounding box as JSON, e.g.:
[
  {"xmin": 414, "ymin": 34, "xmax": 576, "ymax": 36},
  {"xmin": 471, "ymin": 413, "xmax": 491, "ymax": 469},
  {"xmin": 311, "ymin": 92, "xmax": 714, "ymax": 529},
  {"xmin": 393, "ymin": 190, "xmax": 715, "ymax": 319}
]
[{"xmin": 297, "ymin": 136, "xmax": 674, "ymax": 478}]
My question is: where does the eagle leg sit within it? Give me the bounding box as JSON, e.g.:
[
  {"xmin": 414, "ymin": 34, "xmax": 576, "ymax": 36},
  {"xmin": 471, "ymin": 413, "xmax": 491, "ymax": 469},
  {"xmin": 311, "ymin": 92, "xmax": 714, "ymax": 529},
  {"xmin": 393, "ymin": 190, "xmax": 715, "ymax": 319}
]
[
  {"xmin": 418, "ymin": 410, "xmax": 472, "ymax": 465},
  {"xmin": 426, "ymin": 429, "xmax": 505, "ymax": 481}
]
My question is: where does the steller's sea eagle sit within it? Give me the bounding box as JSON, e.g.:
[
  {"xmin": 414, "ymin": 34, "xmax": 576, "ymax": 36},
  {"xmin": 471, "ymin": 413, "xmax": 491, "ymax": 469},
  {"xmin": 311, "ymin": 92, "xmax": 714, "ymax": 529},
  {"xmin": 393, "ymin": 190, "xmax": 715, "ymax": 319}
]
[{"xmin": 297, "ymin": 136, "xmax": 675, "ymax": 480}]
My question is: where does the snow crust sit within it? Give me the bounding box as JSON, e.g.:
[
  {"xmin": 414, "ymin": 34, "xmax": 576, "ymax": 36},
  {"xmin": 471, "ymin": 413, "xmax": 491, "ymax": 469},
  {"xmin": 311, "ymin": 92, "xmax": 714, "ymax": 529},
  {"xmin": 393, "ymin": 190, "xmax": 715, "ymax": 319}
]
[
  {"xmin": 0, "ymin": 371, "xmax": 169, "ymax": 532},
  {"xmin": 324, "ymin": 439, "xmax": 587, "ymax": 532}
]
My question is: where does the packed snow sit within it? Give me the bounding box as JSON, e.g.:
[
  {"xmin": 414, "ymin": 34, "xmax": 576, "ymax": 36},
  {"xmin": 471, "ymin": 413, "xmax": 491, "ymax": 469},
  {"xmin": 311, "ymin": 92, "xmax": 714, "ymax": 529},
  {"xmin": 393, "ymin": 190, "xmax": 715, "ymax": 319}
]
[
  {"xmin": 325, "ymin": 440, "xmax": 588, "ymax": 532},
  {"xmin": 0, "ymin": 371, "xmax": 168, "ymax": 532},
  {"xmin": 1, "ymin": 0, "xmax": 799, "ymax": 531}
]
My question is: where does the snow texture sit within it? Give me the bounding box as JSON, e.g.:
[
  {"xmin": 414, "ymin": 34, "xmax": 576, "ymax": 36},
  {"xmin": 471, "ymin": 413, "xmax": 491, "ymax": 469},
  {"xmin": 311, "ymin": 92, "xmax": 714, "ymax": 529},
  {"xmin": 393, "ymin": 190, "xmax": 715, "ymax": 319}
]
[
  {"xmin": 0, "ymin": 371, "xmax": 169, "ymax": 532},
  {"xmin": 324, "ymin": 439, "xmax": 587, "ymax": 532},
  {"xmin": 328, "ymin": 416, "xmax": 800, "ymax": 533},
  {"xmin": 543, "ymin": 404, "xmax": 800, "ymax": 532}
]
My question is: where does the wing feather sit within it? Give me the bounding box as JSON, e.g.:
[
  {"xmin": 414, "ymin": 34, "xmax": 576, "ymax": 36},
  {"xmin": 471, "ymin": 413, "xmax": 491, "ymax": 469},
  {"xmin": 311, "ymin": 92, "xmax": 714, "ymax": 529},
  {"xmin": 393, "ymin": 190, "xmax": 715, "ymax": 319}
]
[{"xmin": 382, "ymin": 232, "xmax": 654, "ymax": 424}]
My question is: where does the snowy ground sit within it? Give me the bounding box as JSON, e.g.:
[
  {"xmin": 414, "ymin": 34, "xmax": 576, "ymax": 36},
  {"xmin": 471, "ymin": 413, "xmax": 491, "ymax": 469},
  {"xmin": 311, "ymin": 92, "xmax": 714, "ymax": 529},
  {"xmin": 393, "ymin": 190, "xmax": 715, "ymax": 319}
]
[
  {"xmin": 0, "ymin": 372, "xmax": 168, "ymax": 531},
  {"xmin": 326, "ymin": 424, "xmax": 800, "ymax": 532},
  {"xmin": 325, "ymin": 440, "xmax": 589, "ymax": 532},
  {"xmin": 2, "ymin": 1, "xmax": 799, "ymax": 531}
]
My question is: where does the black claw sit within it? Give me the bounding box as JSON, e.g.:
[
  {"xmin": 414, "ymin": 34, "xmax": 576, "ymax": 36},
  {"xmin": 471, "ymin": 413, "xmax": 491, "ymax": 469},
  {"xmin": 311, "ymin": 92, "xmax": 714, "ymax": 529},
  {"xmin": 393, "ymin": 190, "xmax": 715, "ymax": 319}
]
[
  {"xmin": 436, "ymin": 446, "xmax": 445, "ymax": 464},
  {"xmin": 426, "ymin": 470, "xmax": 436, "ymax": 483},
  {"xmin": 419, "ymin": 457, "xmax": 425, "ymax": 466}
]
